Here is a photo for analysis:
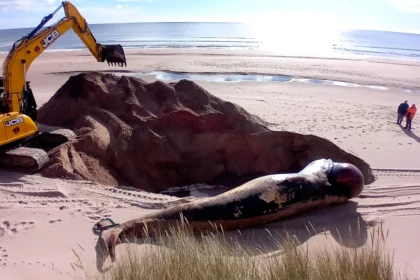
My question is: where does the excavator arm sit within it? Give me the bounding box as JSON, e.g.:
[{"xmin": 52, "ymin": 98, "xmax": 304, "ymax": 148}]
[{"xmin": 2, "ymin": 1, "xmax": 127, "ymax": 114}]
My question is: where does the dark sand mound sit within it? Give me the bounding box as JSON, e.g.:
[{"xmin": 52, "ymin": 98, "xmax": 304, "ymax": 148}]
[{"xmin": 37, "ymin": 72, "xmax": 374, "ymax": 192}]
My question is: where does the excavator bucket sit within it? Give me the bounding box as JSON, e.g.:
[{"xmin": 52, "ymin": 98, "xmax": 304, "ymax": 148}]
[{"xmin": 102, "ymin": 44, "xmax": 127, "ymax": 67}]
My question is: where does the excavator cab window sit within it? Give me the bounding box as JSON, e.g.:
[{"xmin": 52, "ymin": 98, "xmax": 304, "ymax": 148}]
[
  {"xmin": 0, "ymin": 77, "xmax": 3, "ymax": 98},
  {"xmin": 0, "ymin": 77, "xmax": 7, "ymax": 113},
  {"xmin": 21, "ymin": 81, "xmax": 38, "ymax": 122}
]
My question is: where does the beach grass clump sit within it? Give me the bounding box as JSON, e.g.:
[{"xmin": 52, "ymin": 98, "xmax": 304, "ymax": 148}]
[{"xmin": 80, "ymin": 220, "xmax": 404, "ymax": 280}]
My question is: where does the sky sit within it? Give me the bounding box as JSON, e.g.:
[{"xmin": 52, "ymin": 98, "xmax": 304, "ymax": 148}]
[{"xmin": 1, "ymin": 0, "xmax": 420, "ymax": 33}]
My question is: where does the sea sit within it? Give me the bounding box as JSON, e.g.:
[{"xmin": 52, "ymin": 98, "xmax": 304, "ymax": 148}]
[{"xmin": 1, "ymin": 22, "xmax": 420, "ymax": 61}]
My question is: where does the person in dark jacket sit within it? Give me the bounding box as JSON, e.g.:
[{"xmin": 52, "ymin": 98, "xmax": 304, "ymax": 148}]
[{"xmin": 397, "ymin": 100, "xmax": 409, "ymax": 125}]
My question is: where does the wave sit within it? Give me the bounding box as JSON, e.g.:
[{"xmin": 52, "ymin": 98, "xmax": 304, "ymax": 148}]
[
  {"xmin": 0, "ymin": 40, "xmax": 262, "ymax": 53},
  {"xmin": 2, "ymin": 43, "xmax": 418, "ymax": 62},
  {"xmin": 0, "ymin": 48, "xmax": 86, "ymax": 54},
  {"xmin": 340, "ymin": 44, "xmax": 420, "ymax": 53},
  {"xmin": 333, "ymin": 46, "xmax": 420, "ymax": 60},
  {"xmin": 104, "ymin": 39, "xmax": 261, "ymax": 44},
  {"xmin": 0, "ymin": 46, "xmax": 259, "ymax": 53}
]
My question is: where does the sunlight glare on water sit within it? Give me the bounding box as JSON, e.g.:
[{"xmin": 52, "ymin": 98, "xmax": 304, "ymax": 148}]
[{"xmin": 246, "ymin": 14, "xmax": 343, "ymax": 57}]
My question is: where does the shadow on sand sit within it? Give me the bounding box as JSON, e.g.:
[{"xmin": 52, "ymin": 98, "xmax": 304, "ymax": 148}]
[
  {"xmin": 223, "ymin": 201, "xmax": 371, "ymax": 255},
  {"xmin": 399, "ymin": 124, "xmax": 420, "ymax": 143},
  {"xmin": 0, "ymin": 170, "xmax": 27, "ymax": 184},
  {"xmin": 93, "ymin": 201, "xmax": 371, "ymax": 272}
]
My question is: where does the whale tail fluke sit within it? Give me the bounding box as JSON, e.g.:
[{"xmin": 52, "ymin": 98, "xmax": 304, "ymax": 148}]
[{"xmin": 94, "ymin": 218, "xmax": 123, "ymax": 262}]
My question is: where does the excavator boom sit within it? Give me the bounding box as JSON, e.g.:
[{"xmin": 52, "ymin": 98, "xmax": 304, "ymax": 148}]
[
  {"xmin": 0, "ymin": 1, "xmax": 127, "ymax": 172},
  {"xmin": 3, "ymin": 1, "xmax": 127, "ymax": 114}
]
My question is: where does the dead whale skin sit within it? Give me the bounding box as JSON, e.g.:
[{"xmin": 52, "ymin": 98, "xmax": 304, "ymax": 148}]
[{"xmin": 98, "ymin": 158, "xmax": 364, "ymax": 261}]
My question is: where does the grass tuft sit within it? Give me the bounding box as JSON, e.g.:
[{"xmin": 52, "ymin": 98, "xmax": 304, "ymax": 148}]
[{"xmin": 80, "ymin": 220, "xmax": 406, "ymax": 280}]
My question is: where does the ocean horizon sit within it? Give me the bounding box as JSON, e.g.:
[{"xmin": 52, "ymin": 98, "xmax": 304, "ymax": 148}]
[{"xmin": 1, "ymin": 22, "xmax": 420, "ymax": 61}]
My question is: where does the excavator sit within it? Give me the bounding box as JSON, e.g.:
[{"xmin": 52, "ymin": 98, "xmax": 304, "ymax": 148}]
[{"xmin": 0, "ymin": 1, "xmax": 127, "ymax": 172}]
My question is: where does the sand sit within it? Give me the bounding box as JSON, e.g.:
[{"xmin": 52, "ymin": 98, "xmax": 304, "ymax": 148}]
[{"xmin": 1, "ymin": 48, "xmax": 420, "ymax": 279}]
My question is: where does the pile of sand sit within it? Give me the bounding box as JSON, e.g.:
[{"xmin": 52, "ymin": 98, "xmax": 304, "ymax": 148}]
[{"xmin": 37, "ymin": 72, "xmax": 374, "ymax": 192}]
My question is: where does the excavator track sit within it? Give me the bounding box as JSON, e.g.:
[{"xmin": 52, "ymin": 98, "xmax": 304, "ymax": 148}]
[
  {"xmin": 0, "ymin": 124, "xmax": 76, "ymax": 172},
  {"xmin": 37, "ymin": 123, "xmax": 76, "ymax": 139},
  {"xmin": 0, "ymin": 147, "xmax": 49, "ymax": 173}
]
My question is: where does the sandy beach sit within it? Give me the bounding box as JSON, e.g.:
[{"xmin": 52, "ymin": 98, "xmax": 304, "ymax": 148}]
[{"xmin": 1, "ymin": 48, "xmax": 420, "ymax": 279}]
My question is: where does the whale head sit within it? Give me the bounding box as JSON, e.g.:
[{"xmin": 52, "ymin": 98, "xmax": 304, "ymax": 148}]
[{"xmin": 327, "ymin": 162, "xmax": 364, "ymax": 198}]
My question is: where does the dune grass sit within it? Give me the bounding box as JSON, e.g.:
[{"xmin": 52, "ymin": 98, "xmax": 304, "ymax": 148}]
[{"xmin": 79, "ymin": 219, "xmax": 405, "ymax": 280}]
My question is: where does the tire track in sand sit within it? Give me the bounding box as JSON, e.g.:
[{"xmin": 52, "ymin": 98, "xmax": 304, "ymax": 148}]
[
  {"xmin": 0, "ymin": 180, "xmax": 194, "ymax": 217},
  {"xmin": 372, "ymin": 168, "xmax": 420, "ymax": 178},
  {"xmin": 357, "ymin": 168, "xmax": 420, "ymax": 218}
]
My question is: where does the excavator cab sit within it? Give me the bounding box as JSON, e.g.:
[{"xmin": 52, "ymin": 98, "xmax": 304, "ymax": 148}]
[{"xmin": 101, "ymin": 44, "xmax": 127, "ymax": 67}]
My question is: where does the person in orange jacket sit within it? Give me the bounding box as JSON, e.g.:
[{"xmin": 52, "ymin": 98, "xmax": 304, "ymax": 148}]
[{"xmin": 405, "ymin": 104, "xmax": 417, "ymax": 131}]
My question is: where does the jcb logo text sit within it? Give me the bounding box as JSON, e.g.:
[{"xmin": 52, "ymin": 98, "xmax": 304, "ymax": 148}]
[
  {"xmin": 41, "ymin": 30, "xmax": 60, "ymax": 48},
  {"xmin": 5, "ymin": 118, "xmax": 23, "ymax": 127}
]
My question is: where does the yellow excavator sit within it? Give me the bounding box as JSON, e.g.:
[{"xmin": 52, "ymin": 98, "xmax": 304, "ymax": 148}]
[{"xmin": 0, "ymin": 1, "xmax": 127, "ymax": 172}]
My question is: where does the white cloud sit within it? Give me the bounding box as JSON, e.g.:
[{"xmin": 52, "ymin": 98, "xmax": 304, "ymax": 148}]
[
  {"xmin": 0, "ymin": 1, "xmax": 148, "ymax": 28},
  {"xmin": 117, "ymin": 0, "xmax": 153, "ymax": 2},
  {"xmin": 77, "ymin": 5, "xmax": 150, "ymax": 24},
  {"xmin": 0, "ymin": 0, "xmax": 57, "ymax": 10},
  {"xmin": 387, "ymin": 0, "xmax": 420, "ymax": 13},
  {"xmin": 0, "ymin": 0, "xmax": 86, "ymax": 12}
]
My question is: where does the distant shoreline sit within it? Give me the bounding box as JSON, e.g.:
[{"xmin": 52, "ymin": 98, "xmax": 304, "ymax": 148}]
[
  {"xmin": 2, "ymin": 46, "xmax": 420, "ymax": 65},
  {"xmin": 1, "ymin": 23, "xmax": 420, "ymax": 35},
  {"xmin": 1, "ymin": 46, "xmax": 420, "ymax": 62},
  {"xmin": 2, "ymin": 23, "xmax": 420, "ymax": 61},
  {"xmin": 0, "ymin": 45, "xmax": 407, "ymax": 59}
]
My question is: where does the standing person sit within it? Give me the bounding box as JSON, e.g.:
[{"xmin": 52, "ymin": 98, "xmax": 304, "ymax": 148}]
[
  {"xmin": 405, "ymin": 104, "xmax": 417, "ymax": 131},
  {"xmin": 397, "ymin": 100, "xmax": 409, "ymax": 124}
]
